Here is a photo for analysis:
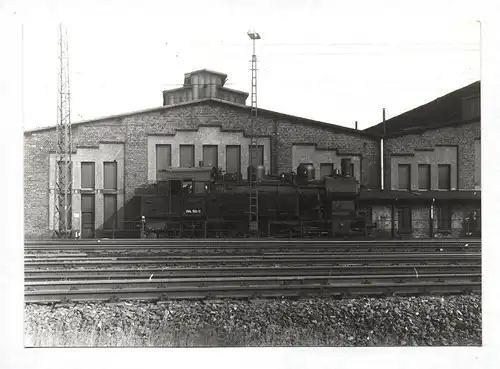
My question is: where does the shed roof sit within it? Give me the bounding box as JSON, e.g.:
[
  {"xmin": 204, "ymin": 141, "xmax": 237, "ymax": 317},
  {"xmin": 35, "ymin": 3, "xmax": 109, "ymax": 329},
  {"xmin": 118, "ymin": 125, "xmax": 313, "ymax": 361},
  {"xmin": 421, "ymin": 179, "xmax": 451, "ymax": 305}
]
[
  {"xmin": 24, "ymin": 98, "xmax": 378, "ymax": 139},
  {"xmin": 364, "ymin": 81, "xmax": 480, "ymax": 137}
]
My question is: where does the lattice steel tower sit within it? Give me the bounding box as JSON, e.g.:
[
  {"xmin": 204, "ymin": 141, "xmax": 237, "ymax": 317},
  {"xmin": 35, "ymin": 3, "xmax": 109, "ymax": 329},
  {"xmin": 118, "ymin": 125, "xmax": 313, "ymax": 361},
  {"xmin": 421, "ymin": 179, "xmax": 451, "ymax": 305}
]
[
  {"xmin": 53, "ymin": 24, "xmax": 73, "ymax": 238},
  {"xmin": 247, "ymin": 31, "xmax": 261, "ymax": 236}
]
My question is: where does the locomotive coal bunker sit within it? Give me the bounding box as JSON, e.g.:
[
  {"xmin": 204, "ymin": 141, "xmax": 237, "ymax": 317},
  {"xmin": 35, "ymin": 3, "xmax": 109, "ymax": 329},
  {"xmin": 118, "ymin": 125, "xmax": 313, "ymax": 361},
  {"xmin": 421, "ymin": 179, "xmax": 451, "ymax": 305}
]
[{"xmin": 136, "ymin": 162, "xmax": 366, "ymax": 238}]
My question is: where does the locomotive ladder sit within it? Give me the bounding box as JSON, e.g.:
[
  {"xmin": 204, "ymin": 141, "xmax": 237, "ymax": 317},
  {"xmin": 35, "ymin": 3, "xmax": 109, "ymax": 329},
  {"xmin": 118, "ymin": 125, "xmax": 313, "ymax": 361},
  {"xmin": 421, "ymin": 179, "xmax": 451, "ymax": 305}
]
[{"xmin": 249, "ymin": 143, "xmax": 259, "ymax": 233}]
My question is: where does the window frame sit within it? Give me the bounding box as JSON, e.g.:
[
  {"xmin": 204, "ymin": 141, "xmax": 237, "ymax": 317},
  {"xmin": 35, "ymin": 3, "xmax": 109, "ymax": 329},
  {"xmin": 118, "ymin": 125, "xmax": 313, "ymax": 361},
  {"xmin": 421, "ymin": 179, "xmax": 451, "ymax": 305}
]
[
  {"xmin": 398, "ymin": 164, "xmax": 411, "ymax": 191},
  {"xmin": 103, "ymin": 161, "xmax": 118, "ymax": 190},
  {"xmin": 249, "ymin": 145, "xmax": 264, "ymax": 167},
  {"xmin": 320, "ymin": 163, "xmax": 334, "ymax": 178},
  {"xmin": 226, "ymin": 145, "xmax": 241, "ymax": 176},
  {"xmin": 438, "ymin": 164, "xmax": 451, "ymax": 191},
  {"xmin": 80, "ymin": 161, "xmax": 96, "ymax": 189},
  {"xmin": 179, "ymin": 144, "xmax": 195, "ymax": 168},
  {"xmin": 202, "ymin": 145, "xmax": 219, "ymax": 168},
  {"xmin": 418, "ymin": 164, "xmax": 431, "ymax": 191},
  {"xmin": 156, "ymin": 144, "xmax": 172, "ymax": 173}
]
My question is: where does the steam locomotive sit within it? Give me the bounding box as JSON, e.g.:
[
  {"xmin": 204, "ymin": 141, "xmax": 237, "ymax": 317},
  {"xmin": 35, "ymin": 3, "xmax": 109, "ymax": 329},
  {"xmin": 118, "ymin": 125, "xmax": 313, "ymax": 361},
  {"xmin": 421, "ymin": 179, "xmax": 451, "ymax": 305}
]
[{"xmin": 136, "ymin": 159, "xmax": 366, "ymax": 238}]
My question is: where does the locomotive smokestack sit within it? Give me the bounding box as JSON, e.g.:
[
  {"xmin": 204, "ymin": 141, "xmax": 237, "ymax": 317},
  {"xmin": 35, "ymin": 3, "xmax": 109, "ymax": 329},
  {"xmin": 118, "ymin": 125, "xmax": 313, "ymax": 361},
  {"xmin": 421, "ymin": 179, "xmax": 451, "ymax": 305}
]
[{"xmin": 341, "ymin": 158, "xmax": 352, "ymax": 177}]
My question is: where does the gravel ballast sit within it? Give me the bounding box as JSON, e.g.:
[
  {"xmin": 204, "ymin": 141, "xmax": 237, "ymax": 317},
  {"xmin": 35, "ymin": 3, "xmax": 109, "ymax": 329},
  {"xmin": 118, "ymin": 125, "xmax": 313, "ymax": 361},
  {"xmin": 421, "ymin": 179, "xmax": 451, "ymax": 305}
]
[{"xmin": 24, "ymin": 294, "xmax": 481, "ymax": 347}]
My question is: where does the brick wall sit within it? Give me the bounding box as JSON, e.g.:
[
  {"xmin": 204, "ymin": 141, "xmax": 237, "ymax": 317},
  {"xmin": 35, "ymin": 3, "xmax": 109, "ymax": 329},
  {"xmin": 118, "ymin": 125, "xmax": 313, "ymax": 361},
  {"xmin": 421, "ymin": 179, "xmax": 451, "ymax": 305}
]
[
  {"xmin": 121, "ymin": 102, "xmax": 379, "ymax": 218},
  {"xmin": 147, "ymin": 127, "xmax": 271, "ymax": 181},
  {"xmin": 24, "ymin": 119, "xmax": 126, "ymax": 239},
  {"xmin": 383, "ymin": 121, "xmax": 480, "ymax": 190},
  {"xmin": 390, "ymin": 146, "xmax": 459, "ymax": 190},
  {"xmin": 24, "ymin": 101, "xmax": 379, "ymax": 238},
  {"xmin": 277, "ymin": 120, "xmax": 379, "ymax": 188},
  {"xmin": 369, "ymin": 202, "xmax": 480, "ymax": 239}
]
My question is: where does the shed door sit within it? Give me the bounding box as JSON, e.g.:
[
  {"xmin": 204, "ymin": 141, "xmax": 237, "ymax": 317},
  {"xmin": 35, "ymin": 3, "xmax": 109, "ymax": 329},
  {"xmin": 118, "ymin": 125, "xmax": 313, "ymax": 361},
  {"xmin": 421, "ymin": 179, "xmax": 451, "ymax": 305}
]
[
  {"xmin": 81, "ymin": 194, "xmax": 95, "ymax": 239},
  {"xmin": 226, "ymin": 145, "xmax": 241, "ymax": 175},
  {"xmin": 203, "ymin": 145, "xmax": 218, "ymax": 168},
  {"xmin": 103, "ymin": 194, "xmax": 117, "ymax": 230},
  {"xmin": 396, "ymin": 206, "xmax": 412, "ymax": 234}
]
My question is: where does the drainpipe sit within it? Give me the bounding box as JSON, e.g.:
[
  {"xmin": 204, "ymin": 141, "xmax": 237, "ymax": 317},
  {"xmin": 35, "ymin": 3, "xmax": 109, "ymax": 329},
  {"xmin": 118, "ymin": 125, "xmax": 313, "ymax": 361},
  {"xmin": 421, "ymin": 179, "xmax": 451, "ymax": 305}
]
[
  {"xmin": 381, "ymin": 108, "xmax": 386, "ymax": 191},
  {"xmin": 381, "ymin": 138, "xmax": 384, "ymax": 190},
  {"xmin": 430, "ymin": 198, "xmax": 435, "ymax": 237}
]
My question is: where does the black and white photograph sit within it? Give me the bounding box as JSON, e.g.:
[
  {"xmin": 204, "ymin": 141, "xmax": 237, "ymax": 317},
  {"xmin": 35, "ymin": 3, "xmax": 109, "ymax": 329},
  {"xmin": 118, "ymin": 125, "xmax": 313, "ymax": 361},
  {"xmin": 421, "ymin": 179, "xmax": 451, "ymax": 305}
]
[{"xmin": 4, "ymin": 0, "xmax": 499, "ymax": 365}]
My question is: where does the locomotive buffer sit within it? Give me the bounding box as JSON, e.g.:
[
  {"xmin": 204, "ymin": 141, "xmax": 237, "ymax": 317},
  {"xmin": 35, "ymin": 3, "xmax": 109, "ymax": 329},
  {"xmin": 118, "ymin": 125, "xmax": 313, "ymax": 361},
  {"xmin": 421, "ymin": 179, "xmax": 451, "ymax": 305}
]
[{"xmin": 248, "ymin": 31, "xmax": 261, "ymax": 236}]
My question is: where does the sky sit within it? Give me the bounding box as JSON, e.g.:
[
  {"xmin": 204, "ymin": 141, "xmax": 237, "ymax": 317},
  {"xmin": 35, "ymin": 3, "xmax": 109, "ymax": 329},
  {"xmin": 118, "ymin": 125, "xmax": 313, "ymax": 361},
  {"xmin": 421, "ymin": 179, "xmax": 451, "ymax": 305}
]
[{"xmin": 9, "ymin": 0, "xmax": 481, "ymax": 131}]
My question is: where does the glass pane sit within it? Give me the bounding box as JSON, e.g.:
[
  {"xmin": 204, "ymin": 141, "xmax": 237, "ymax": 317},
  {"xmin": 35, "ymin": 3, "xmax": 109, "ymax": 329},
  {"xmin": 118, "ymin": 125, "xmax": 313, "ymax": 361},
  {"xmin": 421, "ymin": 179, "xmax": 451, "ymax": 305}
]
[
  {"xmin": 203, "ymin": 145, "xmax": 218, "ymax": 168},
  {"xmin": 81, "ymin": 162, "xmax": 95, "ymax": 188},
  {"xmin": 81, "ymin": 194, "xmax": 95, "ymax": 213},
  {"xmin": 180, "ymin": 145, "xmax": 194, "ymax": 168},
  {"xmin": 418, "ymin": 164, "xmax": 430, "ymax": 190},
  {"xmin": 104, "ymin": 162, "xmax": 117, "ymax": 189},
  {"xmin": 438, "ymin": 165, "xmax": 451, "ymax": 190},
  {"xmin": 398, "ymin": 164, "xmax": 411, "ymax": 190},
  {"xmin": 226, "ymin": 146, "xmax": 241, "ymax": 174},
  {"xmin": 156, "ymin": 145, "xmax": 171, "ymax": 171},
  {"xmin": 249, "ymin": 145, "xmax": 263, "ymax": 166},
  {"xmin": 82, "ymin": 213, "xmax": 93, "ymax": 225}
]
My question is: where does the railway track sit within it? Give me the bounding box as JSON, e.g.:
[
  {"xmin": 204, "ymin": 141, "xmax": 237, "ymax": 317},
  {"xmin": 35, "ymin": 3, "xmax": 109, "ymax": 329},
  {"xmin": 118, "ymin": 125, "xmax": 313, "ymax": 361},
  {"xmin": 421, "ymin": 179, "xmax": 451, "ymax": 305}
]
[
  {"xmin": 25, "ymin": 238, "xmax": 480, "ymax": 254},
  {"xmin": 24, "ymin": 253, "xmax": 480, "ymax": 270},
  {"xmin": 24, "ymin": 239, "xmax": 482, "ymax": 303},
  {"xmin": 25, "ymin": 281, "xmax": 480, "ymax": 303},
  {"xmin": 24, "ymin": 264, "xmax": 481, "ymax": 280}
]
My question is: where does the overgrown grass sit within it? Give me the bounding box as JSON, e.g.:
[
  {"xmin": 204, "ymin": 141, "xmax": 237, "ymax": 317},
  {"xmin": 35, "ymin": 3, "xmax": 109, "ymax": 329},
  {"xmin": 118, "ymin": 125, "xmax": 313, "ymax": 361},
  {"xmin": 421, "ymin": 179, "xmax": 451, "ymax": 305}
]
[
  {"xmin": 24, "ymin": 295, "xmax": 482, "ymax": 347},
  {"xmin": 24, "ymin": 323, "xmax": 364, "ymax": 347}
]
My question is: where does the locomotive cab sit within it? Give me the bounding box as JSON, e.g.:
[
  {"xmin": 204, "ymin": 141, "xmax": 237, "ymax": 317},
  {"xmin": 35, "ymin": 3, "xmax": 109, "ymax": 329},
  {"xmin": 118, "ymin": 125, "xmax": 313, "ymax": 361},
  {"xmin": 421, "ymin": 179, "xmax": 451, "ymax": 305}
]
[
  {"xmin": 140, "ymin": 167, "xmax": 216, "ymax": 236},
  {"xmin": 324, "ymin": 171, "xmax": 365, "ymax": 237}
]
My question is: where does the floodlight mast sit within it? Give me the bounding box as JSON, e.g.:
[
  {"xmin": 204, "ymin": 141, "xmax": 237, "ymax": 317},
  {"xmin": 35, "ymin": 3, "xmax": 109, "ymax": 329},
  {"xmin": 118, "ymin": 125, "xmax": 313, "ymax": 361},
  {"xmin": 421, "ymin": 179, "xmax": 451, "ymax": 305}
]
[
  {"xmin": 53, "ymin": 23, "xmax": 73, "ymax": 239},
  {"xmin": 247, "ymin": 30, "xmax": 260, "ymax": 236}
]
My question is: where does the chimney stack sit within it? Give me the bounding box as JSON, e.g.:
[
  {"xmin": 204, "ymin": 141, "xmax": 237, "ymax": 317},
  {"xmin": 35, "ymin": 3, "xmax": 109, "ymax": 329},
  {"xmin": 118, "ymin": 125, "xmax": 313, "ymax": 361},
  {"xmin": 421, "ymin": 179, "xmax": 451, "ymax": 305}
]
[{"xmin": 355, "ymin": 121, "xmax": 358, "ymax": 130}]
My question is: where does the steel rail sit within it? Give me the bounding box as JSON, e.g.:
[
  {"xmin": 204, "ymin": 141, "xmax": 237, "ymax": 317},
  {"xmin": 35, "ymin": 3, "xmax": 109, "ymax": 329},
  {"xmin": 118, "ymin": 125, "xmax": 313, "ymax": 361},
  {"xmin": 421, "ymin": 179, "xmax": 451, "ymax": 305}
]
[
  {"xmin": 25, "ymin": 244, "xmax": 480, "ymax": 251},
  {"xmin": 23, "ymin": 250, "xmax": 478, "ymax": 263},
  {"xmin": 24, "ymin": 241, "xmax": 480, "ymax": 252},
  {"xmin": 24, "ymin": 281, "xmax": 481, "ymax": 303},
  {"xmin": 24, "ymin": 273, "xmax": 481, "ymax": 291},
  {"xmin": 24, "ymin": 245, "xmax": 481, "ymax": 259},
  {"xmin": 25, "ymin": 253, "xmax": 481, "ymax": 265},
  {"xmin": 24, "ymin": 252, "xmax": 480, "ymax": 261},
  {"xmin": 24, "ymin": 264, "xmax": 481, "ymax": 280},
  {"xmin": 24, "ymin": 238, "xmax": 480, "ymax": 245},
  {"xmin": 25, "ymin": 255, "xmax": 481, "ymax": 270}
]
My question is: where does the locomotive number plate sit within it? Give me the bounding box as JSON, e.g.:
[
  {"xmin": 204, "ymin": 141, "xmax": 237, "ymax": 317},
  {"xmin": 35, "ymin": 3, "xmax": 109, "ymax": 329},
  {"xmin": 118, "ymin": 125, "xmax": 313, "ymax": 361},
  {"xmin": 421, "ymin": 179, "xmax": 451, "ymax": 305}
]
[{"xmin": 185, "ymin": 209, "xmax": 202, "ymax": 214}]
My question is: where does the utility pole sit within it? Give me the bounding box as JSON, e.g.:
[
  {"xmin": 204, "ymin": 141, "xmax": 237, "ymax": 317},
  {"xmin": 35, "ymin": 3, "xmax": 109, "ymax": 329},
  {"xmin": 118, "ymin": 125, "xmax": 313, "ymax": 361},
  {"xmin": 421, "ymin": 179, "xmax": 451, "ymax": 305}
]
[
  {"xmin": 53, "ymin": 24, "xmax": 73, "ymax": 238},
  {"xmin": 247, "ymin": 30, "xmax": 261, "ymax": 237}
]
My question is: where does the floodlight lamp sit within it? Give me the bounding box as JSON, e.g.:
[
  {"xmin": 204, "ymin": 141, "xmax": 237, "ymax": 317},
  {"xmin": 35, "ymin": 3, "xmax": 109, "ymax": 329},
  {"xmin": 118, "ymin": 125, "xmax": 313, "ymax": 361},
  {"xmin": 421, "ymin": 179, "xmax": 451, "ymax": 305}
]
[{"xmin": 247, "ymin": 31, "xmax": 261, "ymax": 40}]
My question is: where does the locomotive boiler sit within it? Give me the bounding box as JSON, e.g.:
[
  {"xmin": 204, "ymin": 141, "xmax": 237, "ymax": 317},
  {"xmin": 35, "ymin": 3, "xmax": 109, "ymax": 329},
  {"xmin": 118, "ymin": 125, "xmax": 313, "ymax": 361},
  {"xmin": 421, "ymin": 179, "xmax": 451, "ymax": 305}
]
[{"xmin": 136, "ymin": 161, "xmax": 366, "ymax": 238}]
